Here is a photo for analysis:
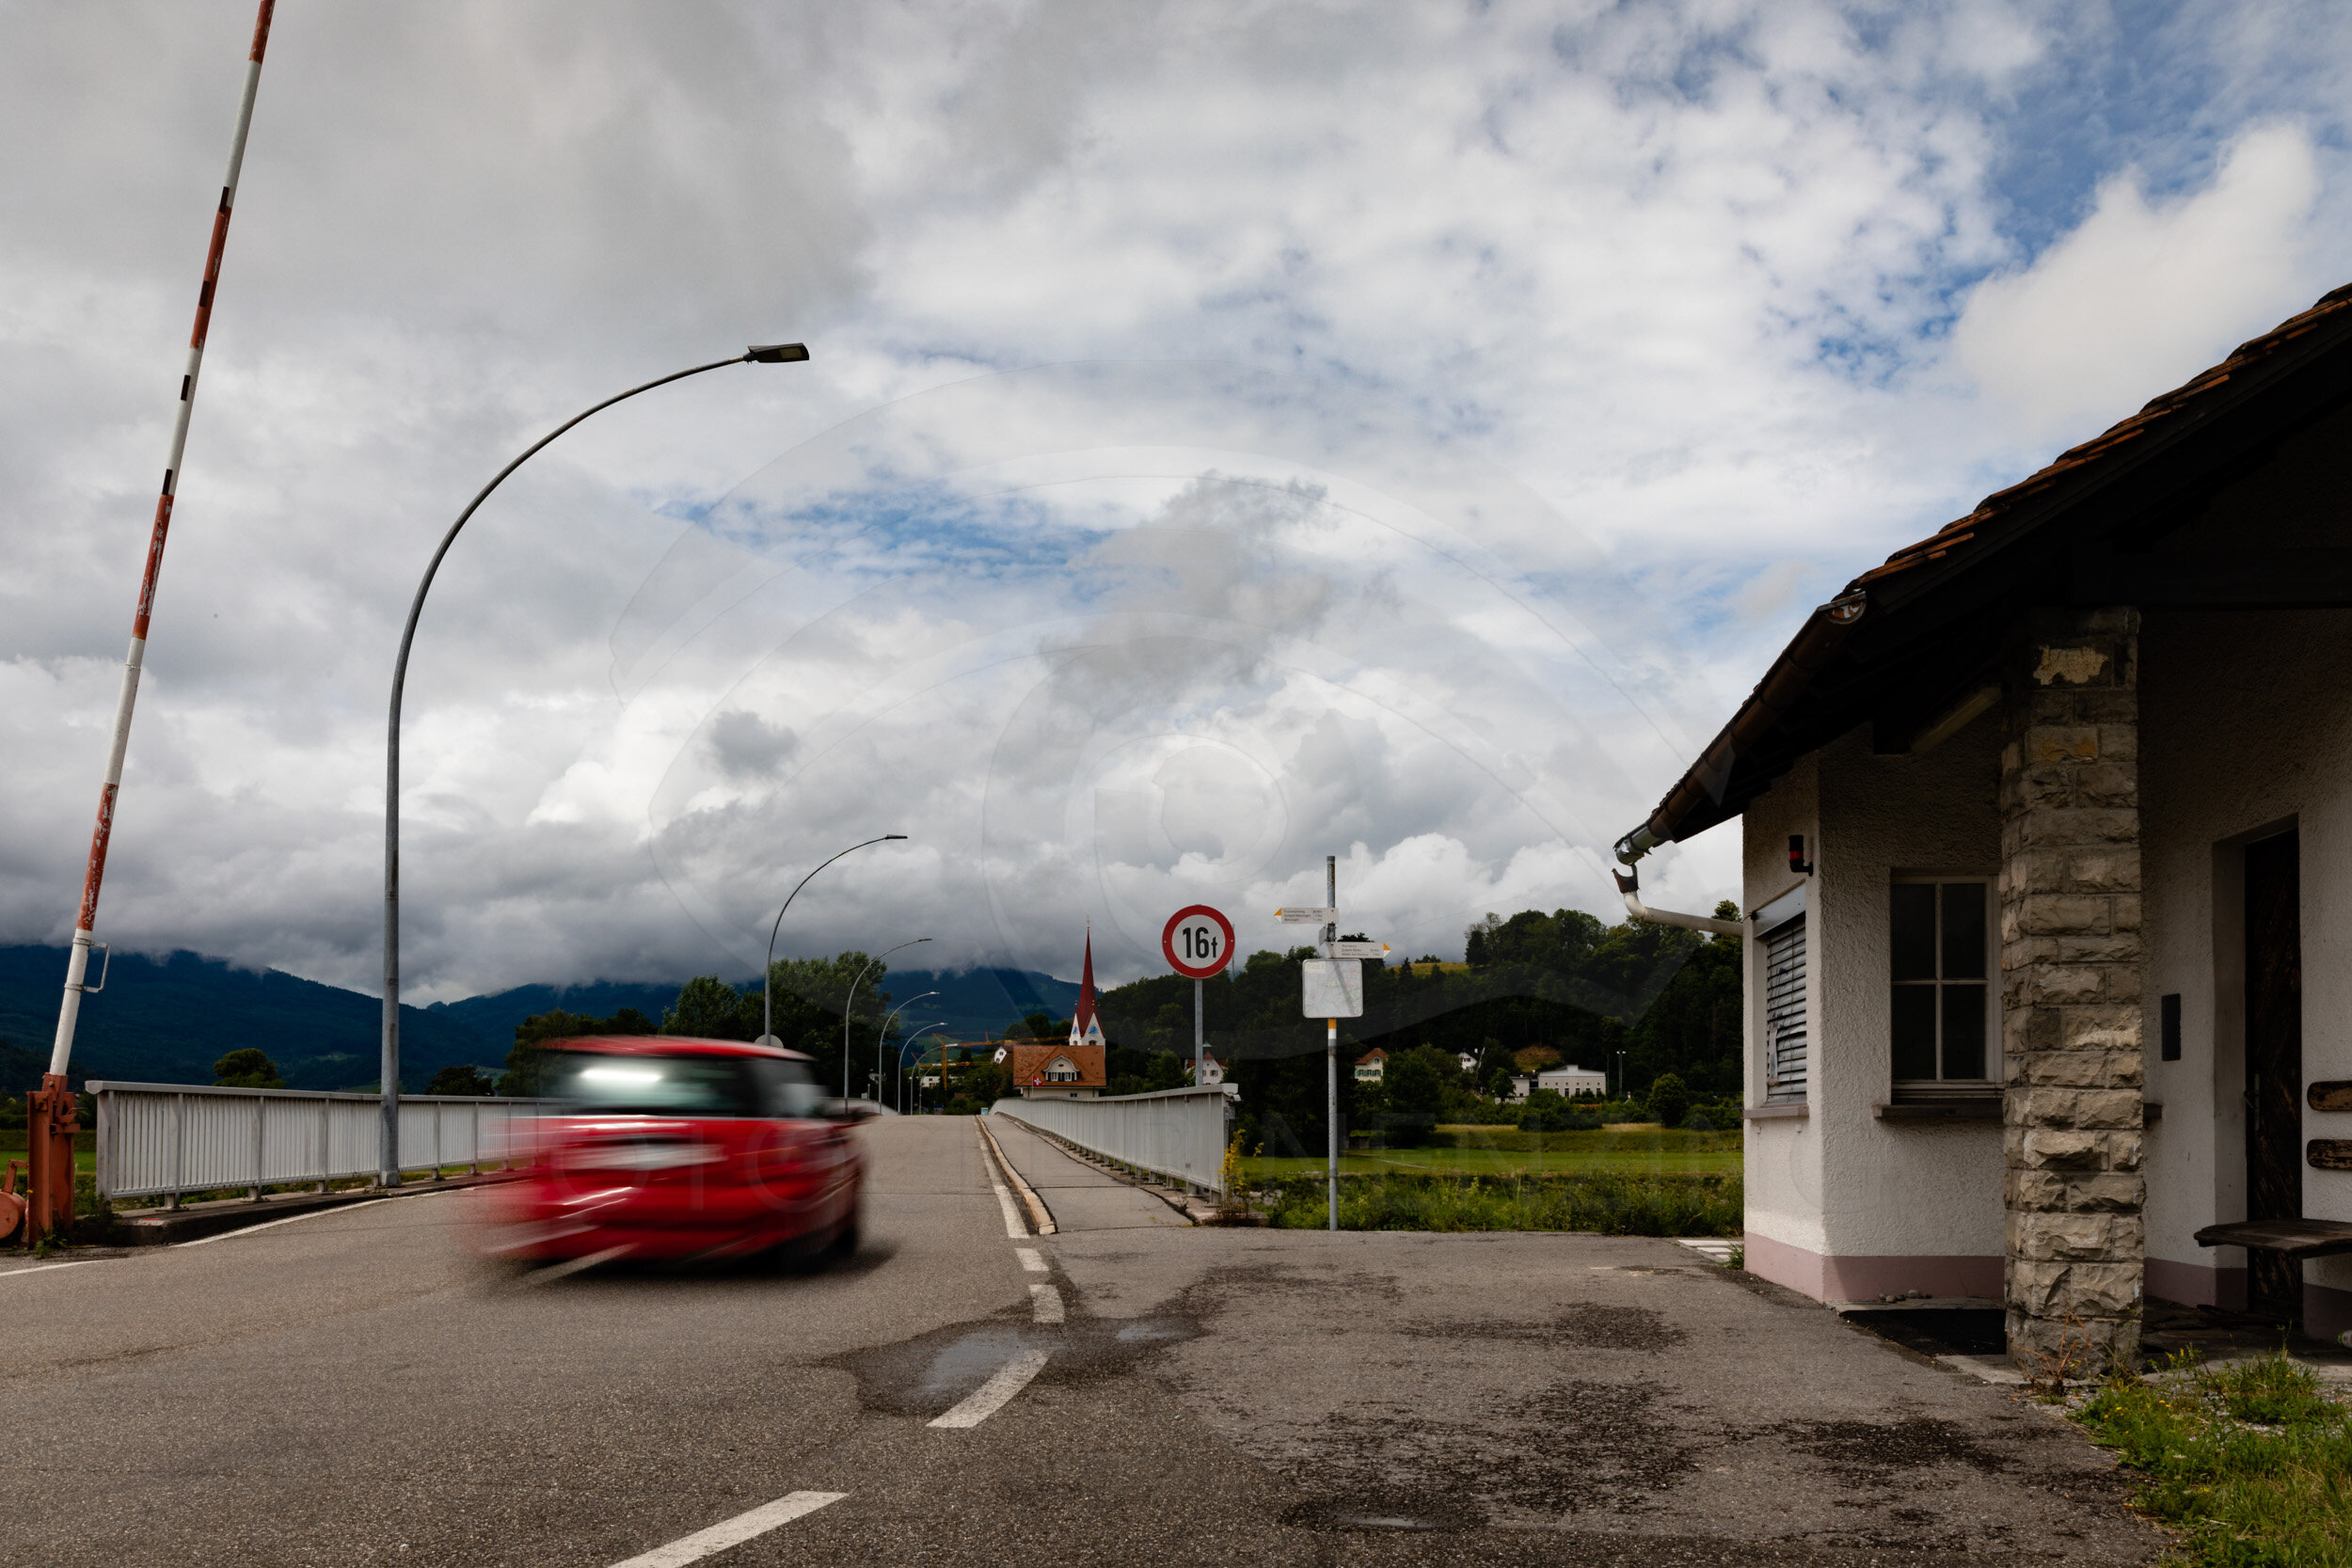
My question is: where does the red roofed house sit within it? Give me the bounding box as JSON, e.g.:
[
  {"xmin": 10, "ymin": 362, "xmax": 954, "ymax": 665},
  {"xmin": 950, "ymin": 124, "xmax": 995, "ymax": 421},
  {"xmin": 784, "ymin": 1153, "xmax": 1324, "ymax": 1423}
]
[
  {"xmin": 1612, "ymin": 285, "xmax": 2352, "ymax": 1366},
  {"xmin": 1009, "ymin": 933, "xmax": 1108, "ymax": 1098}
]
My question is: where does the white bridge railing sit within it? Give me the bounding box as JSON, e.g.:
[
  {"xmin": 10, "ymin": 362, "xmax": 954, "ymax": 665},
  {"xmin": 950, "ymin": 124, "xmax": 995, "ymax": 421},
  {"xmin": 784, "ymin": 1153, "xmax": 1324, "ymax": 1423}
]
[
  {"xmin": 89, "ymin": 1081, "xmax": 564, "ymax": 1202},
  {"xmin": 991, "ymin": 1085, "xmax": 1234, "ymax": 1195}
]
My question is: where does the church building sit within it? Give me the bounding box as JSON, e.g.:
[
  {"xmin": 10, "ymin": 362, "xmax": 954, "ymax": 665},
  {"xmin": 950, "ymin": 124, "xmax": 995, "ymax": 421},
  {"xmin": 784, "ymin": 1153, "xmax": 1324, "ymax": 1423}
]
[{"xmin": 1005, "ymin": 932, "xmax": 1109, "ymax": 1098}]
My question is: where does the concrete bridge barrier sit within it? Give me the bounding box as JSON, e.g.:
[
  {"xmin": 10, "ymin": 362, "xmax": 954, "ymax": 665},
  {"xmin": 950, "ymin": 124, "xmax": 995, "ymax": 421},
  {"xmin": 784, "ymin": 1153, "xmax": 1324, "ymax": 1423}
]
[{"xmin": 991, "ymin": 1085, "xmax": 1234, "ymax": 1195}]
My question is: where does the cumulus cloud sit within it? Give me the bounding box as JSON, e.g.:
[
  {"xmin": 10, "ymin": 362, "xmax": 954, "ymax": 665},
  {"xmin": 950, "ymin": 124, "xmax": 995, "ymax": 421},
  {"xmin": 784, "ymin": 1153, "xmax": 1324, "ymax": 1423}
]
[
  {"xmin": 1953, "ymin": 123, "xmax": 2323, "ymax": 445},
  {"xmin": 3, "ymin": 1, "xmax": 2351, "ymax": 1003}
]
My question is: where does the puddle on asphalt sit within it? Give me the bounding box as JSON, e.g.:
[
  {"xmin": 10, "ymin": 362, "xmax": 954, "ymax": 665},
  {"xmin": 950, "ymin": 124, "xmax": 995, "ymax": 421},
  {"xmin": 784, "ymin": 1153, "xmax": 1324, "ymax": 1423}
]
[
  {"xmin": 1282, "ymin": 1494, "xmax": 1485, "ymax": 1533},
  {"xmin": 824, "ymin": 1304, "xmax": 1202, "ymax": 1419}
]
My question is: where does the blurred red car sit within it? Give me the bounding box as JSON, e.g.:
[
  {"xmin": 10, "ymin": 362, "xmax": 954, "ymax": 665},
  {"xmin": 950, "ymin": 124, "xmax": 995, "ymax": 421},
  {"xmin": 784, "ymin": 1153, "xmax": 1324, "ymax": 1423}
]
[{"xmin": 479, "ymin": 1036, "xmax": 867, "ymax": 1265}]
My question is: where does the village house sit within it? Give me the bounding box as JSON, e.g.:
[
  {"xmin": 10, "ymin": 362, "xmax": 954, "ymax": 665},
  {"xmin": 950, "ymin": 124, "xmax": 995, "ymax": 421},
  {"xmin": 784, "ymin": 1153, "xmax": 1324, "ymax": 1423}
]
[
  {"xmin": 1613, "ymin": 286, "xmax": 2352, "ymax": 1362},
  {"xmin": 1354, "ymin": 1048, "xmax": 1387, "ymax": 1083},
  {"xmin": 1005, "ymin": 934, "xmax": 1108, "ymax": 1099}
]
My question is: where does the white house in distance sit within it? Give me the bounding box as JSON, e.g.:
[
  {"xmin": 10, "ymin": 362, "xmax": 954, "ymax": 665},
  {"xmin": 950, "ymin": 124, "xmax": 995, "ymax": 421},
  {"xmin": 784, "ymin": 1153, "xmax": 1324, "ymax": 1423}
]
[
  {"xmin": 1354, "ymin": 1048, "xmax": 1387, "ymax": 1083},
  {"xmin": 1506, "ymin": 1065, "xmax": 1607, "ymax": 1101},
  {"xmin": 1192, "ymin": 1051, "xmax": 1226, "ymax": 1086},
  {"xmin": 1612, "ymin": 285, "xmax": 2352, "ymax": 1363},
  {"xmin": 1538, "ymin": 1065, "xmax": 1608, "ymax": 1099}
]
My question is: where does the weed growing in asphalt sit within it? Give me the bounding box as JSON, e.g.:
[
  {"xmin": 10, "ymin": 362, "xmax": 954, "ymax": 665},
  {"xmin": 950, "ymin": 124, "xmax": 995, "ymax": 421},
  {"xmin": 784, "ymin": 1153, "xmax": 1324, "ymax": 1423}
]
[
  {"xmin": 2073, "ymin": 1345, "xmax": 2352, "ymax": 1566},
  {"xmin": 1256, "ymin": 1171, "xmax": 1740, "ymax": 1236}
]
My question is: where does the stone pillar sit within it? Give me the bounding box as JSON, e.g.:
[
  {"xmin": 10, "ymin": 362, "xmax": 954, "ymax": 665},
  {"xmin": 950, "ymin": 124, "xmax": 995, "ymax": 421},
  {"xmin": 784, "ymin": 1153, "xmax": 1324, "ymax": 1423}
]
[{"xmin": 1999, "ymin": 606, "xmax": 2146, "ymax": 1369}]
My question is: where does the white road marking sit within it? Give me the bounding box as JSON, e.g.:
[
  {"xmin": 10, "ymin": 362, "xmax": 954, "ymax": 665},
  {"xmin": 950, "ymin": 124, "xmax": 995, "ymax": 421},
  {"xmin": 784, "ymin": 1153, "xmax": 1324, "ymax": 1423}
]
[
  {"xmin": 606, "ymin": 1490, "xmax": 847, "ymax": 1567},
  {"xmin": 176, "ymin": 1197, "xmax": 397, "ymax": 1245},
  {"xmin": 521, "ymin": 1244, "xmax": 632, "ymax": 1286},
  {"xmin": 930, "ymin": 1348, "xmax": 1053, "ymax": 1430},
  {"xmin": 1014, "ymin": 1246, "xmax": 1046, "ymax": 1273},
  {"xmin": 0, "ymin": 1260, "xmax": 101, "ymax": 1279},
  {"xmin": 1029, "ymin": 1282, "xmax": 1065, "ymax": 1323}
]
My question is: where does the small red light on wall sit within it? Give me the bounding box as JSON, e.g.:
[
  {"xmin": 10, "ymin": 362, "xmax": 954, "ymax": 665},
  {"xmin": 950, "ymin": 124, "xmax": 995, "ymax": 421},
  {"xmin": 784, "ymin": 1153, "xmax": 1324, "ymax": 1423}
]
[{"xmin": 1788, "ymin": 834, "xmax": 1814, "ymax": 876}]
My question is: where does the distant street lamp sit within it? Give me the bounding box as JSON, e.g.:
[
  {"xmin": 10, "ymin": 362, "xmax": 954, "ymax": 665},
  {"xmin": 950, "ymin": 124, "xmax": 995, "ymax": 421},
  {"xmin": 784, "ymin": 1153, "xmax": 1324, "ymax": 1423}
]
[
  {"xmin": 758, "ymin": 836, "xmax": 910, "ymax": 1043},
  {"xmin": 842, "ymin": 938, "xmax": 930, "ymax": 1099},
  {"xmin": 877, "ymin": 991, "xmax": 937, "ymax": 1101},
  {"xmin": 900, "ymin": 1023, "xmax": 946, "ymax": 1114},
  {"xmin": 381, "ymin": 343, "xmax": 813, "ymax": 1188}
]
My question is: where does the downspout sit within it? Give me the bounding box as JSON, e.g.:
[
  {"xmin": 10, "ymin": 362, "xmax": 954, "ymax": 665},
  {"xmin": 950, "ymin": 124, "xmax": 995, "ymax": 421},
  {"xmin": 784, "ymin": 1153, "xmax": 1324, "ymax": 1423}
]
[{"xmin": 1609, "ymin": 863, "xmax": 1743, "ymax": 938}]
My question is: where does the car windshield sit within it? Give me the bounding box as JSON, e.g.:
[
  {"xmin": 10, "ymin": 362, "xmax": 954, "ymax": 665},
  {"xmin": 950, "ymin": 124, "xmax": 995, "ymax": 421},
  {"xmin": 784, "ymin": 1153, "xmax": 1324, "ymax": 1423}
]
[{"xmin": 548, "ymin": 1051, "xmax": 823, "ymax": 1118}]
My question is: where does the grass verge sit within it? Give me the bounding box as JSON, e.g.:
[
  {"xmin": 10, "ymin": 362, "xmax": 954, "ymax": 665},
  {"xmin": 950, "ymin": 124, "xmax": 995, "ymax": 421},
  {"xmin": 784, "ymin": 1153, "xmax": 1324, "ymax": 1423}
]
[
  {"xmin": 1255, "ymin": 1170, "xmax": 1740, "ymax": 1236},
  {"xmin": 2073, "ymin": 1348, "xmax": 2352, "ymax": 1566},
  {"xmin": 1246, "ymin": 1128, "xmax": 1741, "ymax": 1180}
]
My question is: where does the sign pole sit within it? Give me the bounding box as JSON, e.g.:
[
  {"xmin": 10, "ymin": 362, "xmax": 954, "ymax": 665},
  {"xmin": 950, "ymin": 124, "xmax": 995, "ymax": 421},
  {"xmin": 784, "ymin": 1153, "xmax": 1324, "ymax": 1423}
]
[
  {"xmin": 1193, "ymin": 977, "xmax": 1203, "ymax": 1083},
  {"xmin": 1326, "ymin": 853, "xmax": 1338, "ymax": 1233}
]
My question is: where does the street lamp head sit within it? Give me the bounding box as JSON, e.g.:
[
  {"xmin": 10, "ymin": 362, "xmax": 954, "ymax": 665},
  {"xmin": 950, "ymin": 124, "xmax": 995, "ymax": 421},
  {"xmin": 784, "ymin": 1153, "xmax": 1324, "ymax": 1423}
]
[
  {"xmin": 882, "ymin": 833, "xmax": 908, "ymax": 840},
  {"xmin": 745, "ymin": 342, "xmax": 811, "ymax": 363}
]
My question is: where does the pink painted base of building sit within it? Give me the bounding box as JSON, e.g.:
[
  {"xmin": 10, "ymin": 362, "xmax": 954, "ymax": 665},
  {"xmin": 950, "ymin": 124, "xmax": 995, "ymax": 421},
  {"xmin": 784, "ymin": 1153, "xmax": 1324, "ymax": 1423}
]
[
  {"xmin": 1753, "ymin": 1245, "xmax": 2352, "ymax": 1340},
  {"xmin": 1744, "ymin": 1232, "xmax": 2002, "ymax": 1302}
]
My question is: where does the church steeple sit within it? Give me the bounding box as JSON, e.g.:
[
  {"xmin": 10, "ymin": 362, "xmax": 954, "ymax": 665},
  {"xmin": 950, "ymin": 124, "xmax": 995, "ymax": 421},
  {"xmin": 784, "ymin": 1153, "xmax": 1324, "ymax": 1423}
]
[{"xmin": 1069, "ymin": 930, "xmax": 1104, "ymax": 1050}]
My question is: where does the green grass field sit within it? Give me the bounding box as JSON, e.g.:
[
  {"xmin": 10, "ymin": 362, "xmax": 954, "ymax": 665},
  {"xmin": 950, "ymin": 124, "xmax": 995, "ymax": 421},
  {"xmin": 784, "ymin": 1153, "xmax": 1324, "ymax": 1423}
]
[{"xmin": 1245, "ymin": 1126, "xmax": 1740, "ymax": 1180}]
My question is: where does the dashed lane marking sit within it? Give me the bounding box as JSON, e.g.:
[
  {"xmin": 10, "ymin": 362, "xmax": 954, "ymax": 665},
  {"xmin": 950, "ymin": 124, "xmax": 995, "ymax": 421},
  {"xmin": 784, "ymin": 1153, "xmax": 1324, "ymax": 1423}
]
[
  {"xmin": 1029, "ymin": 1282, "xmax": 1065, "ymax": 1323},
  {"xmin": 606, "ymin": 1490, "xmax": 847, "ymax": 1567},
  {"xmin": 1015, "ymin": 1246, "xmax": 1046, "ymax": 1273},
  {"xmin": 930, "ymin": 1348, "xmax": 1053, "ymax": 1430}
]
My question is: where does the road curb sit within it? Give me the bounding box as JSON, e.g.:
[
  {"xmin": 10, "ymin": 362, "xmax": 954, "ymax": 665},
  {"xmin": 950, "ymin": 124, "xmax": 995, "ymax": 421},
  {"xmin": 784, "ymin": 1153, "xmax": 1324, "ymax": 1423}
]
[
  {"xmin": 976, "ymin": 1117, "xmax": 1056, "ymax": 1234},
  {"xmin": 107, "ymin": 1173, "xmax": 515, "ymax": 1245}
]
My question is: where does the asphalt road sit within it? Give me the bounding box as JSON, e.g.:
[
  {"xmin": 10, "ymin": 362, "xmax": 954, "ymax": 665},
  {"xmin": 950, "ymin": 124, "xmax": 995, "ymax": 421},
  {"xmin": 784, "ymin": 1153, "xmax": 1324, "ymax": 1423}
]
[{"xmin": 1, "ymin": 1117, "xmax": 2163, "ymax": 1566}]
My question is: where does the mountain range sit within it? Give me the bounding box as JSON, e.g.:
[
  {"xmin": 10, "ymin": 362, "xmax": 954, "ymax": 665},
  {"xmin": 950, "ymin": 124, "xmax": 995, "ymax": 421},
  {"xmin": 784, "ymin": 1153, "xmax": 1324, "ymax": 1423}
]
[{"xmin": 0, "ymin": 945, "xmax": 1078, "ymax": 1092}]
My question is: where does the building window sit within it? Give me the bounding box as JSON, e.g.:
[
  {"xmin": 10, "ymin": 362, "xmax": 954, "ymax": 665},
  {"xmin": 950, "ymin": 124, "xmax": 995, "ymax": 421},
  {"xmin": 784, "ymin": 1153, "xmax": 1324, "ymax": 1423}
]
[
  {"xmin": 1762, "ymin": 915, "xmax": 1807, "ymax": 1102},
  {"xmin": 1046, "ymin": 1056, "xmax": 1078, "ymax": 1082},
  {"xmin": 1890, "ymin": 879, "xmax": 1994, "ymax": 1096}
]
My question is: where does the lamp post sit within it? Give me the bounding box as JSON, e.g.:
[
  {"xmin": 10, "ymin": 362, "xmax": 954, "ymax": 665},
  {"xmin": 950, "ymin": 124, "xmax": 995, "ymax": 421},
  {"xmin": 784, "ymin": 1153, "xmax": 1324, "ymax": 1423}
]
[
  {"xmin": 841, "ymin": 937, "xmax": 930, "ymax": 1099},
  {"xmin": 758, "ymin": 836, "xmax": 910, "ymax": 1043},
  {"xmin": 900, "ymin": 1023, "xmax": 946, "ymax": 1114},
  {"xmin": 381, "ymin": 342, "xmax": 812, "ymax": 1187},
  {"xmin": 876, "ymin": 991, "xmax": 937, "ymax": 1101}
]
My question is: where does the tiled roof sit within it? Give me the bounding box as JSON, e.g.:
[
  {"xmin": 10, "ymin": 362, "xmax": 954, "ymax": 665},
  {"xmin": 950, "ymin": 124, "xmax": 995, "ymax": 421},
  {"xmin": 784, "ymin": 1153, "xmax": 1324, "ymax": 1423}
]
[
  {"xmin": 1630, "ymin": 281, "xmax": 2352, "ymax": 850},
  {"xmin": 1847, "ymin": 282, "xmax": 2352, "ymax": 600}
]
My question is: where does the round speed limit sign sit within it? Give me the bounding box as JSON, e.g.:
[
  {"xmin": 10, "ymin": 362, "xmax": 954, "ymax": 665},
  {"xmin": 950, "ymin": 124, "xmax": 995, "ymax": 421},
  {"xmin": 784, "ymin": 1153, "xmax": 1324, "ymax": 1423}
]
[{"xmin": 1162, "ymin": 904, "xmax": 1235, "ymax": 979}]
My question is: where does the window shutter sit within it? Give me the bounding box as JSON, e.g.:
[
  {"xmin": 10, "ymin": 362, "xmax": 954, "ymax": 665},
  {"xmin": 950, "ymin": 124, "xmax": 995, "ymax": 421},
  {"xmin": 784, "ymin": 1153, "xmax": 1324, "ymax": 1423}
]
[{"xmin": 1763, "ymin": 917, "xmax": 1807, "ymax": 1102}]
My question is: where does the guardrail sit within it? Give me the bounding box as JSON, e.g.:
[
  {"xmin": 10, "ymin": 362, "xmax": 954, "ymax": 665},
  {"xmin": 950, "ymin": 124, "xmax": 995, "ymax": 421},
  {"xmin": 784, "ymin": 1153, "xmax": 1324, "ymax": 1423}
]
[
  {"xmin": 88, "ymin": 1081, "xmax": 565, "ymax": 1203},
  {"xmin": 991, "ymin": 1085, "xmax": 1234, "ymax": 1195}
]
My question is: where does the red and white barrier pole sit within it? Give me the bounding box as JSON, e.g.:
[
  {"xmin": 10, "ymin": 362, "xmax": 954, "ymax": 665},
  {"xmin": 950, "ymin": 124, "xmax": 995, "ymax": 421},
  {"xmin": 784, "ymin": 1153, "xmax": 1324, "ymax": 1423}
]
[{"xmin": 33, "ymin": 1, "xmax": 278, "ymax": 1242}]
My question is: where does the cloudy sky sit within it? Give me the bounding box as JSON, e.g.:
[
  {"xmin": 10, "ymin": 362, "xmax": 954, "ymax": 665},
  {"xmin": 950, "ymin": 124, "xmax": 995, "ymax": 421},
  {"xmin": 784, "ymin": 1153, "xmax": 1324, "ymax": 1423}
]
[{"xmin": 4, "ymin": 0, "xmax": 2348, "ymax": 1003}]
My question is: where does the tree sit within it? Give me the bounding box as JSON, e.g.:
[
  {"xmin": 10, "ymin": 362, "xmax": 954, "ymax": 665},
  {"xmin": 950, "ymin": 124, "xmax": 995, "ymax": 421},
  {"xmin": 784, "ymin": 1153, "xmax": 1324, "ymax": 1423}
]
[
  {"xmin": 664, "ymin": 976, "xmax": 753, "ymax": 1040},
  {"xmin": 1380, "ymin": 1044, "xmax": 1453, "ymax": 1147},
  {"xmin": 213, "ymin": 1048, "xmax": 282, "ymax": 1089},
  {"xmin": 426, "ymin": 1064, "xmax": 494, "ymax": 1096},
  {"xmin": 1646, "ymin": 1071, "xmax": 1691, "ymax": 1129}
]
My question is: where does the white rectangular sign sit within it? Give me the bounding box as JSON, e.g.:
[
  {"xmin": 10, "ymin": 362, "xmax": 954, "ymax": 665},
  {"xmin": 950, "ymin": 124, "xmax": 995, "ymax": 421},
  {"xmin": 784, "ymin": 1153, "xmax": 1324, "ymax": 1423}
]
[
  {"xmin": 1325, "ymin": 941, "xmax": 1388, "ymax": 959},
  {"xmin": 1301, "ymin": 958, "xmax": 1363, "ymax": 1018},
  {"xmin": 1277, "ymin": 907, "xmax": 1337, "ymax": 924}
]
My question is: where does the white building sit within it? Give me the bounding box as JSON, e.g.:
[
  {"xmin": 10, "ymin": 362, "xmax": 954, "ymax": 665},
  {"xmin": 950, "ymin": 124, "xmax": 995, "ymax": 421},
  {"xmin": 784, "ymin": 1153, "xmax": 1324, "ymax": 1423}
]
[
  {"xmin": 1536, "ymin": 1066, "xmax": 1607, "ymax": 1099},
  {"xmin": 1611, "ymin": 284, "xmax": 2352, "ymax": 1361}
]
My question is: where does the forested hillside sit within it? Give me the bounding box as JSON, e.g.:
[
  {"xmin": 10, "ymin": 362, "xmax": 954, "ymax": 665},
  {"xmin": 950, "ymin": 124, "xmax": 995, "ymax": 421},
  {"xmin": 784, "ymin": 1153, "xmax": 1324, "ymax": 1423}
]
[{"xmin": 1092, "ymin": 903, "xmax": 1742, "ymax": 1153}]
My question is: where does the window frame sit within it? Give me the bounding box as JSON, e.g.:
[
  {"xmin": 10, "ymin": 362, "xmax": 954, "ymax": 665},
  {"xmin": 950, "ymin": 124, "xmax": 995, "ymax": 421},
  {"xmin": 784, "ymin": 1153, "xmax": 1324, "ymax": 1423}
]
[{"xmin": 1887, "ymin": 874, "xmax": 1999, "ymax": 1101}]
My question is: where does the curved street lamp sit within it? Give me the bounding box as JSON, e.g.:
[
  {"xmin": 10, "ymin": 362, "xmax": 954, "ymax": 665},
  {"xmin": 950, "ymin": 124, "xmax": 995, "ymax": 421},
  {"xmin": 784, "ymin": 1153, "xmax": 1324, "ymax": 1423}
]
[
  {"xmin": 899, "ymin": 1022, "xmax": 946, "ymax": 1114},
  {"xmin": 876, "ymin": 991, "xmax": 936, "ymax": 1101},
  {"xmin": 381, "ymin": 343, "xmax": 812, "ymax": 1187},
  {"xmin": 842, "ymin": 937, "xmax": 930, "ymax": 1099},
  {"xmin": 759, "ymin": 835, "xmax": 910, "ymax": 1043}
]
